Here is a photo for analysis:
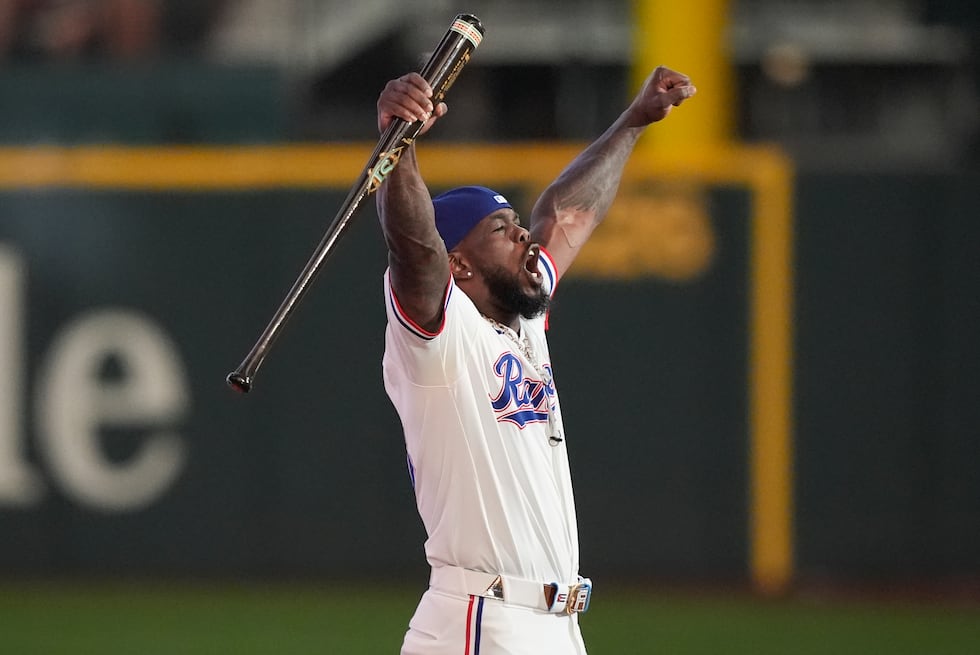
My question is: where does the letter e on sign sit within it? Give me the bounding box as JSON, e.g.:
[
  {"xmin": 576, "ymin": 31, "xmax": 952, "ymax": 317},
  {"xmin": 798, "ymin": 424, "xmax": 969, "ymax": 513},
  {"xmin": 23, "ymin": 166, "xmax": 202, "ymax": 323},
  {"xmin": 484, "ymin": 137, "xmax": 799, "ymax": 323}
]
[{"xmin": 36, "ymin": 309, "xmax": 190, "ymax": 512}]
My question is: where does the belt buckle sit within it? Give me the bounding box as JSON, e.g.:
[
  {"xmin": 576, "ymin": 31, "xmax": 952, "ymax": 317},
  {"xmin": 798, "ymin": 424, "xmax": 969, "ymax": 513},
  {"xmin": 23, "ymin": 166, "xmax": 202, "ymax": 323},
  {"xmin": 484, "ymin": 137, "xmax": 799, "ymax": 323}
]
[{"xmin": 564, "ymin": 578, "xmax": 592, "ymax": 614}]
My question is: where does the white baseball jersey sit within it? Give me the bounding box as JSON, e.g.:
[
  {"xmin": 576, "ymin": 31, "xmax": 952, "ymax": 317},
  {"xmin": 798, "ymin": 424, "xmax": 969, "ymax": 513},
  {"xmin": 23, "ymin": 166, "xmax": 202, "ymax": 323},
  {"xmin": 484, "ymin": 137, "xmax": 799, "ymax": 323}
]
[{"xmin": 382, "ymin": 248, "xmax": 579, "ymax": 585}]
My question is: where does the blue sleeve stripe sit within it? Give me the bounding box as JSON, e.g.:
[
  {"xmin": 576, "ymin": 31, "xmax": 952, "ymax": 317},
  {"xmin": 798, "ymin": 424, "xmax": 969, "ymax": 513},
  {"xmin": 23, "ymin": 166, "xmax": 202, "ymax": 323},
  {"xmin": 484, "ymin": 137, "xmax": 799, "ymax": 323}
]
[{"xmin": 539, "ymin": 247, "xmax": 558, "ymax": 298}]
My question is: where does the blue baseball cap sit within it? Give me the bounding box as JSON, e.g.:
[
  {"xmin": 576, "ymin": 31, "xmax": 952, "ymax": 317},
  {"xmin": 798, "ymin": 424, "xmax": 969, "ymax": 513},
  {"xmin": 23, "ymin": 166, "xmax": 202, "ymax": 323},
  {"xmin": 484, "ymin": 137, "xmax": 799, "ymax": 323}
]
[{"xmin": 433, "ymin": 186, "xmax": 513, "ymax": 251}]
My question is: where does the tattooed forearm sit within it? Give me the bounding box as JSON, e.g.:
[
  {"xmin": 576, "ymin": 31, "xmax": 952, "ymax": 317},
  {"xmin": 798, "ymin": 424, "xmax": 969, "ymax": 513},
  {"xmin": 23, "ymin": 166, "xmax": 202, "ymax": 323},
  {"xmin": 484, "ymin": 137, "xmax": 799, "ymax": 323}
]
[
  {"xmin": 376, "ymin": 144, "xmax": 450, "ymax": 315},
  {"xmin": 378, "ymin": 146, "xmax": 441, "ymax": 258},
  {"xmin": 535, "ymin": 119, "xmax": 644, "ymax": 247}
]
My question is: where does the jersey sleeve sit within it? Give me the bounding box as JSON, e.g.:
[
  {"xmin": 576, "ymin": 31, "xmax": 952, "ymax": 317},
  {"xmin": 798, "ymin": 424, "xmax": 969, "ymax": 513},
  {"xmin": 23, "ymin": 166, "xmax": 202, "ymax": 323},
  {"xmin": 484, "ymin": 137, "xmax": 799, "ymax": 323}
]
[
  {"xmin": 384, "ymin": 269, "xmax": 453, "ymax": 342},
  {"xmin": 383, "ymin": 269, "xmax": 471, "ymax": 387},
  {"xmin": 539, "ymin": 246, "xmax": 559, "ymax": 299}
]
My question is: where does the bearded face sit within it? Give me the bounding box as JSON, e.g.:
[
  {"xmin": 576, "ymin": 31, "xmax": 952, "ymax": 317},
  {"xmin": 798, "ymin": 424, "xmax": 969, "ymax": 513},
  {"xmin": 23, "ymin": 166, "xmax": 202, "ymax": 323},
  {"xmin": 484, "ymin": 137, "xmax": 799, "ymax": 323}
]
[{"xmin": 481, "ymin": 263, "xmax": 550, "ymax": 319}]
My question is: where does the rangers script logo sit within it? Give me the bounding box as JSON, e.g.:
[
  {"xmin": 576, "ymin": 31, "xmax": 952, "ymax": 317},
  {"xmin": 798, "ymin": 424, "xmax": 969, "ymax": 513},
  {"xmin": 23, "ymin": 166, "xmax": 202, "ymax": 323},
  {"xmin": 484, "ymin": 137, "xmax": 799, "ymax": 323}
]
[{"xmin": 489, "ymin": 353, "xmax": 555, "ymax": 428}]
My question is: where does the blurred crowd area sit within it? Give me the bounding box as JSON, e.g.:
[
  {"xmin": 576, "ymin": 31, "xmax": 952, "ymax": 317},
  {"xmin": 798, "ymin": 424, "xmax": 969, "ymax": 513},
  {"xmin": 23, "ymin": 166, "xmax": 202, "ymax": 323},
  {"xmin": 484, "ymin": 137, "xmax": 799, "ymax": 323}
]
[
  {"xmin": 0, "ymin": 0, "xmax": 225, "ymax": 60},
  {"xmin": 0, "ymin": 0, "xmax": 978, "ymax": 168}
]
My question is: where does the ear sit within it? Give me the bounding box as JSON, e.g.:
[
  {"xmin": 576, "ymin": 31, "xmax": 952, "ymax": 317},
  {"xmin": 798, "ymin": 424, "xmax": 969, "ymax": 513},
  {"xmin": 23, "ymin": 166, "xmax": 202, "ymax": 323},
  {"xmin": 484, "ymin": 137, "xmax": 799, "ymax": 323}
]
[{"xmin": 449, "ymin": 253, "xmax": 473, "ymax": 282}]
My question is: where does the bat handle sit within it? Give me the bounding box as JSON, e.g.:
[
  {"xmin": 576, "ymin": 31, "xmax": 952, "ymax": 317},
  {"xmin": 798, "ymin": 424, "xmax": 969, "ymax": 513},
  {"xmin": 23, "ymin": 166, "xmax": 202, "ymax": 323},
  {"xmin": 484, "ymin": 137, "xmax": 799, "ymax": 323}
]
[
  {"xmin": 226, "ymin": 370, "xmax": 252, "ymax": 394},
  {"xmin": 227, "ymin": 330, "xmax": 273, "ymax": 393}
]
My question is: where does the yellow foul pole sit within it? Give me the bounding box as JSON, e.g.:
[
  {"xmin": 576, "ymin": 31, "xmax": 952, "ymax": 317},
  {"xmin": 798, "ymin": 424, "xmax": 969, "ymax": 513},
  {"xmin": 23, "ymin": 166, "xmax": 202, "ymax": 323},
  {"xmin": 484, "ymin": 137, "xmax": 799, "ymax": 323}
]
[
  {"xmin": 632, "ymin": 0, "xmax": 734, "ymax": 148},
  {"xmin": 632, "ymin": 0, "xmax": 794, "ymax": 595}
]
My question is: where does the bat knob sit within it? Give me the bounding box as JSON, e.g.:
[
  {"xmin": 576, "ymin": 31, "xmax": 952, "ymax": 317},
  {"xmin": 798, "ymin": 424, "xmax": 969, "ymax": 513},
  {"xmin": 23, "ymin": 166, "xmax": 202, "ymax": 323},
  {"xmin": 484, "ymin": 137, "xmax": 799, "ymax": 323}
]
[{"xmin": 226, "ymin": 372, "xmax": 252, "ymax": 394}]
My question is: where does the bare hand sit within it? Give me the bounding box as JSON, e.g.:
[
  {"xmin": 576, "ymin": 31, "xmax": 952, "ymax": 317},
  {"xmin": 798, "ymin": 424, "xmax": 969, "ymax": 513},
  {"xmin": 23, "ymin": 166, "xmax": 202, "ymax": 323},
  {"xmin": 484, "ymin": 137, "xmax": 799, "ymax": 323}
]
[
  {"xmin": 625, "ymin": 66, "xmax": 696, "ymax": 127},
  {"xmin": 377, "ymin": 72, "xmax": 448, "ymax": 135}
]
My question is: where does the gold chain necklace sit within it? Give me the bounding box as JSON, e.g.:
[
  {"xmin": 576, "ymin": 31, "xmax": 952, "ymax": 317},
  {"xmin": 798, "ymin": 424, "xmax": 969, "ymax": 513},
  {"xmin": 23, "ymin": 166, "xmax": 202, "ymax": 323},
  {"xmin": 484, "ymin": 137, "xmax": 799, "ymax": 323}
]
[{"xmin": 483, "ymin": 315, "xmax": 563, "ymax": 446}]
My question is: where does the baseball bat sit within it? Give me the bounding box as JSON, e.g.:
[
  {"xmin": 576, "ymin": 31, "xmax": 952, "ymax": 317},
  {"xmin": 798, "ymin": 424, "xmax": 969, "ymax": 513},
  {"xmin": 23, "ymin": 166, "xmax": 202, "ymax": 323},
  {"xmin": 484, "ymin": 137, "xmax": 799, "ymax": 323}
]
[{"xmin": 227, "ymin": 14, "xmax": 484, "ymax": 394}]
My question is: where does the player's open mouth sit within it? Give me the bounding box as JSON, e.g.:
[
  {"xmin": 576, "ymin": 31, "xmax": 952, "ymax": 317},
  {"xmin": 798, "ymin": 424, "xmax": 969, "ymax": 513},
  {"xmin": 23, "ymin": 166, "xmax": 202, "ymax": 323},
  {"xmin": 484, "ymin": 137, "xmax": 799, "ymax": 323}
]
[{"xmin": 524, "ymin": 244, "xmax": 543, "ymax": 282}]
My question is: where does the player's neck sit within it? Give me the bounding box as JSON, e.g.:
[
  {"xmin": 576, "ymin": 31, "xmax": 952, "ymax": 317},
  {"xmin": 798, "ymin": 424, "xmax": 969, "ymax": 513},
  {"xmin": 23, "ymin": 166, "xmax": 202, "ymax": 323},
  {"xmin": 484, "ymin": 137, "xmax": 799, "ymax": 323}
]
[
  {"xmin": 465, "ymin": 289, "xmax": 520, "ymax": 332},
  {"xmin": 478, "ymin": 305, "xmax": 520, "ymax": 333}
]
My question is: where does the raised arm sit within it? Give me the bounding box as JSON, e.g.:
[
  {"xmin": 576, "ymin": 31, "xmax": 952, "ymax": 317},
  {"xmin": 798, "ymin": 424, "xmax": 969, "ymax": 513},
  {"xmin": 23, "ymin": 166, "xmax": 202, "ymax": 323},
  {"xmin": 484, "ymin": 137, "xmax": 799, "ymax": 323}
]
[
  {"xmin": 375, "ymin": 73, "xmax": 450, "ymax": 333},
  {"xmin": 529, "ymin": 66, "xmax": 696, "ymax": 278}
]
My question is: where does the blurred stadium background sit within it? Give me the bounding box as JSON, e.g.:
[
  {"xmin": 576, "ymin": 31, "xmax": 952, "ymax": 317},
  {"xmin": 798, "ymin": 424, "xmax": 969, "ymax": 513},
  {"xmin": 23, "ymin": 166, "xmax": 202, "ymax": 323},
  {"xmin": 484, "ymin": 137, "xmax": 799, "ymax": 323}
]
[{"xmin": 1, "ymin": 0, "xmax": 979, "ymax": 652}]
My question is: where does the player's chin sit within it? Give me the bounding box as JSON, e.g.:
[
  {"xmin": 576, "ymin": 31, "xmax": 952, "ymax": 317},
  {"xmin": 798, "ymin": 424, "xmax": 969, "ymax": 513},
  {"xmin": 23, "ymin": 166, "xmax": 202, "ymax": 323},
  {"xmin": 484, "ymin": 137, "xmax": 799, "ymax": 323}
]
[
  {"xmin": 521, "ymin": 292, "xmax": 551, "ymax": 320},
  {"xmin": 517, "ymin": 284, "xmax": 550, "ymax": 319}
]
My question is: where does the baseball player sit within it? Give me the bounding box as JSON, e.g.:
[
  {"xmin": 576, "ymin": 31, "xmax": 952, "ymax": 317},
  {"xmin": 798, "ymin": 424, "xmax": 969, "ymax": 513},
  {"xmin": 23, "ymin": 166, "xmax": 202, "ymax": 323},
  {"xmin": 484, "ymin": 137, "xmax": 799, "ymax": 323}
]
[{"xmin": 376, "ymin": 65, "xmax": 695, "ymax": 654}]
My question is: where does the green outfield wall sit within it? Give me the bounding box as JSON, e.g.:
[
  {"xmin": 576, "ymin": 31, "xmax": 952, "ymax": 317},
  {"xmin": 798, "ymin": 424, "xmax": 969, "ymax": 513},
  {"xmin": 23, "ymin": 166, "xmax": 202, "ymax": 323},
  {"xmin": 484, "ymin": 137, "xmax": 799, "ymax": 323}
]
[{"xmin": 0, "ymin": 153, "xmax": 977, "ymax": 590}]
